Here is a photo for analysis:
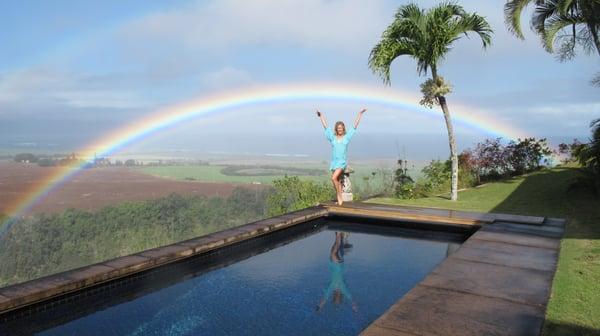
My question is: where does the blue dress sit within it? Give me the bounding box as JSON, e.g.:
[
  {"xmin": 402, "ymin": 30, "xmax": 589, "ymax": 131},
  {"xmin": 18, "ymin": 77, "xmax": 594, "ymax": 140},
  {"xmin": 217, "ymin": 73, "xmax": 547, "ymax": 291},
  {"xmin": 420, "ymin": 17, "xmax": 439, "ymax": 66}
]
[
  {"xmin": 325, "ymin": 126, "xmax": 356, "ymax": 171},
  {"xmin": 322, "ymin": 260, "xmax": 353, "ymax": 301}
]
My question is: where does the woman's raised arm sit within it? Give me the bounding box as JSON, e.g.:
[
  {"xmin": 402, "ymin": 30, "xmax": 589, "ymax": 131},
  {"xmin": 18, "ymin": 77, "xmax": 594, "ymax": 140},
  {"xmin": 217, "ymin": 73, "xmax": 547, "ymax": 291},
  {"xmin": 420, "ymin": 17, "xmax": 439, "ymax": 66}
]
[
  {"xmin": 316, "ymin": 109, "xmax": 328, "ymax": 129},
  {"xmin": 354, "ymin": 108, "xmax": 367, "ymax": 129}
]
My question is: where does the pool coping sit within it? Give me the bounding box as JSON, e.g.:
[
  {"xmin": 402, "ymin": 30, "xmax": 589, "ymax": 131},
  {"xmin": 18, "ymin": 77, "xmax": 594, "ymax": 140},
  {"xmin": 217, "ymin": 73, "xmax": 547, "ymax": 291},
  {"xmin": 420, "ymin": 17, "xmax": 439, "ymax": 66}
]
[{"xmin": 0, "ymin": 202, "xmax": 565, "ymax": 336}]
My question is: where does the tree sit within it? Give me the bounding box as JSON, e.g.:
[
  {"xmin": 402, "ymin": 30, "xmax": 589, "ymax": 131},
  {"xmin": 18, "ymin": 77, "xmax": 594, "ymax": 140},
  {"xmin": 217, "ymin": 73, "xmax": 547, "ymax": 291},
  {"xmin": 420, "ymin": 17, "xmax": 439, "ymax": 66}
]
[
  {"xmin": 572, "ymin": 118, "xmax": 600, "ymax": 193},
  {"xmin": 394, "ymin": 159, "xmax": 415, "ymax": 199},
  {"xmin": 505, "ymin": 138, "xmax": 552, "ymax": 174},
  {"xmin": 369, "ymin": 2, "xmax": 492, "ymax": 200},
  {"xmin": 504, "ymin": 0, "xmax": 600, "ymax": 84},
  {"xmin": 14, "ymin": 153, "xmax": 38, "ymax": 163}
]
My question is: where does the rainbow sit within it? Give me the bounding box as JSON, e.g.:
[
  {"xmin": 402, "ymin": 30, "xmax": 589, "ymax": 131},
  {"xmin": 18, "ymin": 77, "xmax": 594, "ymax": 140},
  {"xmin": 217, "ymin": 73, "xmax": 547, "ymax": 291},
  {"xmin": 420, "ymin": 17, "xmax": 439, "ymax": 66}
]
[{"xmin": 2, "ymin": 83, "xmax": 528, "ymax": 225}]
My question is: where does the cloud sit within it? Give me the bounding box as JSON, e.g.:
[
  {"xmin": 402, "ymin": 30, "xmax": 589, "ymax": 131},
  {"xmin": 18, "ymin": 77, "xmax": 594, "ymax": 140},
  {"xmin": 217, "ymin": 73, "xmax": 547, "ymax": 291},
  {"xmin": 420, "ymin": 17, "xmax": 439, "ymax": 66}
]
[
  {"xmin": 529, "ymin": 103, "xmax": 600, "ymax": 117},
  {"xmin": 118, "ymin": 0, "xmax": 390, "ymax": 56},
  {"xmin": 0, "ymin": 67, "xmax": 149, "ymax": 111}
]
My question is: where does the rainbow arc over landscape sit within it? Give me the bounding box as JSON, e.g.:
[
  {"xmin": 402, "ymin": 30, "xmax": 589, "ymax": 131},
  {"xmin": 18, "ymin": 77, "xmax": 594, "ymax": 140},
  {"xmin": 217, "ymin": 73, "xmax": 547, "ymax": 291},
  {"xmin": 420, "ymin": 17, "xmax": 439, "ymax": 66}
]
[{"xmin": 3, "ymin": 83, "xmax": 529, "ymax": 221}]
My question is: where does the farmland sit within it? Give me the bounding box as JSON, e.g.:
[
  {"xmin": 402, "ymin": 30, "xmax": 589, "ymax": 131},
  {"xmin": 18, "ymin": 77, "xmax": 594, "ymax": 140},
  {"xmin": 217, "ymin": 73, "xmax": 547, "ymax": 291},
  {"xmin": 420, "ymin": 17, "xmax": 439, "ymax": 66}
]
[{"xmin": 0, "ymin": 161, "xmax": 262, "ymax": 216}]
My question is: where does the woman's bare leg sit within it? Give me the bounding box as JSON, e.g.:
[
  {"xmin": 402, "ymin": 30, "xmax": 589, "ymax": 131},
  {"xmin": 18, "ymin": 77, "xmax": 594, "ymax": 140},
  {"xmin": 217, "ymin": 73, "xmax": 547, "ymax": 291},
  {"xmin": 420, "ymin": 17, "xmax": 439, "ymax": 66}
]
[{"xmin": 331, "ymin": 168, "xmax": 344, "ymax": 205}]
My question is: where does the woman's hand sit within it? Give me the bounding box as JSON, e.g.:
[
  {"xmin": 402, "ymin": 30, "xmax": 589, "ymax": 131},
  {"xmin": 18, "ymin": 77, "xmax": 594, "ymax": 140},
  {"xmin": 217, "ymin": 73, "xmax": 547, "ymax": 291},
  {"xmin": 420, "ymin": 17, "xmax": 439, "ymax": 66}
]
[
  {"xmin": 359, "ymin": 108, "xmax": 367, "ymax": 114},
  {"xmin": 316, "ymin": 109, "xmax": 322, "ymax": 117}
]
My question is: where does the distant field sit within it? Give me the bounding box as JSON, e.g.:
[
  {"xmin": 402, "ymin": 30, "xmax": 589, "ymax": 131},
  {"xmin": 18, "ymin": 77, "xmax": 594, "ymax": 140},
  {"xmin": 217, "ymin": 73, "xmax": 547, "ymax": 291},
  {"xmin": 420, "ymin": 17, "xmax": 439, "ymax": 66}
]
[
  {"xmin": 138, "ymin": 164, "xmax": 392, "ymax": 192},
  {"xmin": 0, "ymin": 162, "xmax": 259, "ymax": 215},
  {"xmin": 139, "ymin": 165, "xmax": 328, "ymax": 184}
]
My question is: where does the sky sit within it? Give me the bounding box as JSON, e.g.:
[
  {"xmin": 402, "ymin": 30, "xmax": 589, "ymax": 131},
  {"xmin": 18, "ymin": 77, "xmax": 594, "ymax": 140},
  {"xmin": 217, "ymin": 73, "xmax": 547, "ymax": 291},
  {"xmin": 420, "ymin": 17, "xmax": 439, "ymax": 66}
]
[{"xmin": 0, "ymin": 0, "xmax": 598, "ymax": 160}]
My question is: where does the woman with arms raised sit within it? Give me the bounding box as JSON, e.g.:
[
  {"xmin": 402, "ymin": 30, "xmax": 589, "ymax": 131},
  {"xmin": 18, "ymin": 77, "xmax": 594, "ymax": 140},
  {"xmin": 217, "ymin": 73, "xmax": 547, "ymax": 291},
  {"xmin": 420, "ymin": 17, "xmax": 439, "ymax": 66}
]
[{"xmin": 316, "ymin": 108, "xmax": 366, "ymax": 205}]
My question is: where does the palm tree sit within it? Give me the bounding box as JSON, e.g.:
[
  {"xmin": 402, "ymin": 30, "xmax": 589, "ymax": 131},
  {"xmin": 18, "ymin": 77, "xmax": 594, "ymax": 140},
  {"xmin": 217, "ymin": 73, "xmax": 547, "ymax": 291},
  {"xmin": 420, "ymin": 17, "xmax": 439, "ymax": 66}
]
[
  {"xmin": 505, "ymin": 0, "xmax": 599, "ymax": 56},
  {"xmin": 505, "ymin": 0, "xmax": 600, "ymax": 83},
  {"xmin": 369, "ymin": 2, "xmax": 492, "ymax": 201}
]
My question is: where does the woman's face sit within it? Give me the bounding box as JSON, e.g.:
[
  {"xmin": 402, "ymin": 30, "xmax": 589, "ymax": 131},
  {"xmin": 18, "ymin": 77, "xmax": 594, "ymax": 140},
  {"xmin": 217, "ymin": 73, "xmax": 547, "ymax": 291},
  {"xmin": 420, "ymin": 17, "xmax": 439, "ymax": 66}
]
[{"xmin": 336, "ymin": 124, "xmax": 345, "ymax": 135}]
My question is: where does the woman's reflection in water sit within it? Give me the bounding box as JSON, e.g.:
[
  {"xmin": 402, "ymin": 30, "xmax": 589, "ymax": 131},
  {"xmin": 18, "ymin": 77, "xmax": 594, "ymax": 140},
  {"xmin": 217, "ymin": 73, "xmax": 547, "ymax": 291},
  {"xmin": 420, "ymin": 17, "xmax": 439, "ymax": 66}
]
[{"xmin": 316, "ymin": 231, "xmax": 358, "ymax": 313}]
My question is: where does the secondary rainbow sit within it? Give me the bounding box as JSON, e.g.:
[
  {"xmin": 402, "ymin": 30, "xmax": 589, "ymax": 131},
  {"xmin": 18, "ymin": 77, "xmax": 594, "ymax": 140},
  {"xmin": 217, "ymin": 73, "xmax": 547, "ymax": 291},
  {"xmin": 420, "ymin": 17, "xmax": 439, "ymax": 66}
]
[{"xmin": 2, "ymin": 83, "xmax": 529, "ymax": 223}]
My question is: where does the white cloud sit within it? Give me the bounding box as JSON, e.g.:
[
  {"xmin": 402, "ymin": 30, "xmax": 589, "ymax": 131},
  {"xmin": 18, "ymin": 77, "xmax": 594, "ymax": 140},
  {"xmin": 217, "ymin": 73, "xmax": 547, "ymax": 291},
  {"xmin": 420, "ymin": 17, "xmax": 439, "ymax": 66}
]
[
  {"xmin": 118, "ymin": 0, "xmax": 390, "ymax": 55},
  {"xmin": 0, "ymin": 68, "xmax": 149, "ymax": 111},
  {"xmin": 529, "ymin": 103, "xmax": 600, "ymax": 116}
]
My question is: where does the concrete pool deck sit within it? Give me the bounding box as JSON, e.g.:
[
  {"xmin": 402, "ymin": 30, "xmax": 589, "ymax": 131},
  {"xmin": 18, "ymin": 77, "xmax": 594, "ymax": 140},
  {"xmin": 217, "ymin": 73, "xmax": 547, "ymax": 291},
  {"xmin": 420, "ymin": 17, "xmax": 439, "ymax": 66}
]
[{"xmin": 0, "ymin": 202, "xmax": 565, "ymax": 335}]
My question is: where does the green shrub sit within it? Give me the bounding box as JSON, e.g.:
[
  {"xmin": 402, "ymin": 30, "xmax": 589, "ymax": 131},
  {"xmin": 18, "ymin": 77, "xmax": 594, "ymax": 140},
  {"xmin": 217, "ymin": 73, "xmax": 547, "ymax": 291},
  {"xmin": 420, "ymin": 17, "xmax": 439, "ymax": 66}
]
[{"xmin": 266, "ymin": 176, "xmax": 333, "ymax": 216}]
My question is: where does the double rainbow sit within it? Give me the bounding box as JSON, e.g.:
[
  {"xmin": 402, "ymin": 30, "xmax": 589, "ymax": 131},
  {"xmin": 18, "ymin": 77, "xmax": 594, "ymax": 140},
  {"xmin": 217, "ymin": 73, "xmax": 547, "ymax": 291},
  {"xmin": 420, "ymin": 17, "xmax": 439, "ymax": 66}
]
[{"xmin": 2, "ymin": 83, "xmax": 528, "ymax": 224}]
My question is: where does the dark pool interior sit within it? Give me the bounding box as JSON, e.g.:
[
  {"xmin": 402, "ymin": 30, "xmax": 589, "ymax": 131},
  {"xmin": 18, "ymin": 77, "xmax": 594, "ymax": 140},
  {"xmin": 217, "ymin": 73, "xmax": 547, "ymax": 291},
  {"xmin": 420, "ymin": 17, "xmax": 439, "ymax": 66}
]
[{"xmin": 0, "ymin": 217, "xmax": 467, "ymax": 336}]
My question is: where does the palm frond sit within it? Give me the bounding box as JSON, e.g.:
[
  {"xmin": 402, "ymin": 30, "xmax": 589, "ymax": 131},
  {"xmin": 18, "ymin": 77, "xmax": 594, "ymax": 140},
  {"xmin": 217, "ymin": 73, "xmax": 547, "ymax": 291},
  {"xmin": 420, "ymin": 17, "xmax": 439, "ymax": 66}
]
[
  {"xmin": 542, "ymin": 12, "xmax": 583, "ymax": 52},
  {"xmin": 504, "ymin": 0, "xmax": 536, "ymax": 39},
  {"xmin": 557, "ymin": 0, "xmax": 576, "ymax": 14},
  {"xmin": 395, "ymin": 3, "xmax": 424, "ymax": 22},
  {"xmin": 532, "ymin": 0, "xmax": 562, "ymax": 36},
  {"xmin": 368, "ymin": 38, "xmax": 414, "ymax": 85},
  {"xmin": 506, "ymin": 0, "xmax": 600, "ymax": 62},
  {"xmin": 431, "ymin": 2, "xmax": 467, "ymax": 21},
  {"xmin": 454, "ymin": 13, "xmax": 494, "ymax": 48}
]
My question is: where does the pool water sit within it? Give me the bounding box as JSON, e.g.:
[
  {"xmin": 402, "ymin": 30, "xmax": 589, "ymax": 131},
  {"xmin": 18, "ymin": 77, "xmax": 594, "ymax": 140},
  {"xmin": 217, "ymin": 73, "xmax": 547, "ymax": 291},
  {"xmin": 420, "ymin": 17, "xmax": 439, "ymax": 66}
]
[{"xmin": 5, "ymin": 219, "xmax": 463, "ymax": 336}]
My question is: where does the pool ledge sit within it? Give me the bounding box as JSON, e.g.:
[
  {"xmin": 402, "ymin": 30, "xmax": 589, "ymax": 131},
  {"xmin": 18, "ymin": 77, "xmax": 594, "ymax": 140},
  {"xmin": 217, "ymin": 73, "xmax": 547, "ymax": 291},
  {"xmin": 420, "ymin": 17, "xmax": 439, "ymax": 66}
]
[{"xmin": 324, "ymin": 201, "xmax": 546, "ymax": 226}]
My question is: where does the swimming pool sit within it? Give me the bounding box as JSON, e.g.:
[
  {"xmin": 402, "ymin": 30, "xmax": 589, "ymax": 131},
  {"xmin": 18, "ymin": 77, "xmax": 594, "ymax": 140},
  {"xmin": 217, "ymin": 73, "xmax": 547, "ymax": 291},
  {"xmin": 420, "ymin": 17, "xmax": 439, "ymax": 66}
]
[{"xmin": 0, "ymin": 218, "xmax": 465, "ymax": 335}]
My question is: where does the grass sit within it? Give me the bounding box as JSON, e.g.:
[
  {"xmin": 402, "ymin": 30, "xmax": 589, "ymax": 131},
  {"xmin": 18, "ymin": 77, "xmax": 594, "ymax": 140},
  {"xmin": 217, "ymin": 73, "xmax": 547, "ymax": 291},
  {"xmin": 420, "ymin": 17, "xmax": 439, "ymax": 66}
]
[{"xmin": 369, "ymin": 166, "xmax": 600, "ymax": 335}]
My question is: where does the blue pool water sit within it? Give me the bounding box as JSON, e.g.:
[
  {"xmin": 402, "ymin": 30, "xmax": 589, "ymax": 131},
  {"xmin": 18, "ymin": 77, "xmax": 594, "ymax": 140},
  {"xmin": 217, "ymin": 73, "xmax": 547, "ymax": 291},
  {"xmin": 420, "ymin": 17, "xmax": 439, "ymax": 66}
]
[{"xmin": 6, "ymin": 220, "xmax": 463, "ymax": 336}]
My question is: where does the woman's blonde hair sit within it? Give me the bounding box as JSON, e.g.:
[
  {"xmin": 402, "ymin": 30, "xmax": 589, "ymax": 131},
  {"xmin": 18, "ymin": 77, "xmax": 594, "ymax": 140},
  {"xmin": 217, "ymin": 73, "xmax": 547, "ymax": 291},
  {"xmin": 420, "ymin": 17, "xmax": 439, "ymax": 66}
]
[{"xmin": 334, "ymin": 121, "xmax": 346, "ymax": 136}]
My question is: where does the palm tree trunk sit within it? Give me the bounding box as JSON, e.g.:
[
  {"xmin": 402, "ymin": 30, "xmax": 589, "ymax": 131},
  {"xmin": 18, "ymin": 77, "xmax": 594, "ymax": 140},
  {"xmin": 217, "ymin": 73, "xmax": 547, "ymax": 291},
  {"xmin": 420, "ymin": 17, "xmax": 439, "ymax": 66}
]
[
  {"xmin": 431, "ymin": 65, "xmax": 458, "ymax": 201},
  {"xmin": 438, "ymin": 95, "xmax": 459, "ymax": 201}
]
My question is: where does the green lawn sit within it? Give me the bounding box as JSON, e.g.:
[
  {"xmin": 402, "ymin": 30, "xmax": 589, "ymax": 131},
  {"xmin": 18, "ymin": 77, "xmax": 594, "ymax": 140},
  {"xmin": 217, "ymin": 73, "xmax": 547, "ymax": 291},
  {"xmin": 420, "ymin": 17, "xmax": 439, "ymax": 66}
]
[{"xmin": 369, "ymin": 166, "xmax": 600, "ymax": 335}]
